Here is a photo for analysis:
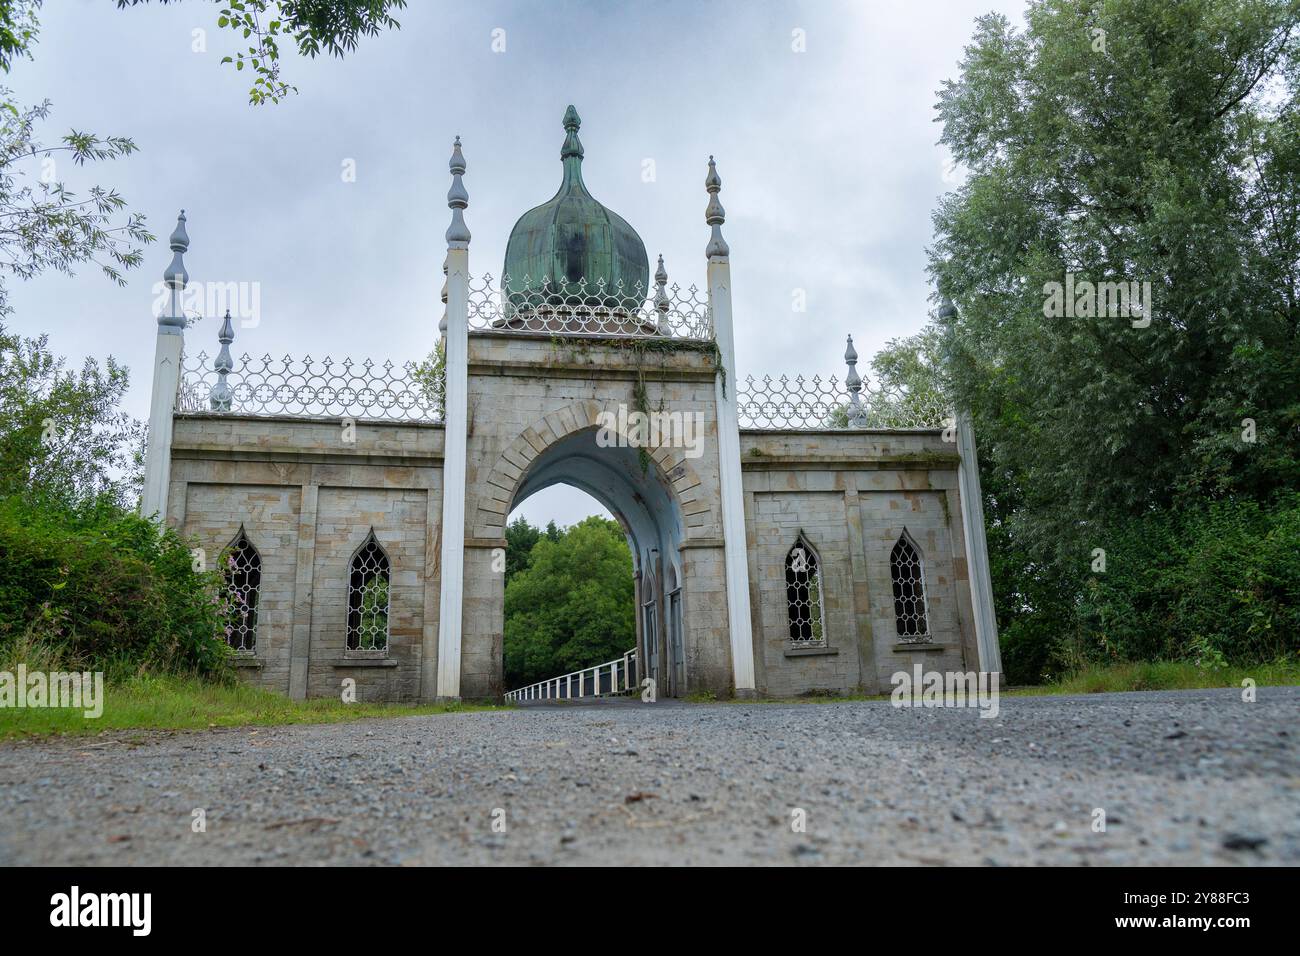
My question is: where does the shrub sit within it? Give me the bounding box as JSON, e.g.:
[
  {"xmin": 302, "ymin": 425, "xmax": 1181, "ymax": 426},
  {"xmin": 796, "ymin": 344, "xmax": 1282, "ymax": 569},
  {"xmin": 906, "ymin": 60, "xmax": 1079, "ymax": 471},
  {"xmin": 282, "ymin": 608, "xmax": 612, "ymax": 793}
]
[
  {"xmin": 1072, "ymin": 495, "xmax": 1300, "ymax": 666},
  {"xmin": 0, "ymin": 494, "xmax": 232, "ymax": 679}
]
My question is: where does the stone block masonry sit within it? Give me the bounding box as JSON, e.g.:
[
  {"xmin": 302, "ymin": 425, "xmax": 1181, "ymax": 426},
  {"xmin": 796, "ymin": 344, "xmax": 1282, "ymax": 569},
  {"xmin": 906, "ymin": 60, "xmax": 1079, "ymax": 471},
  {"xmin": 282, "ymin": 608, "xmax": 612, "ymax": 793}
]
[
  {"xmin": 169, "ymin": 414, "xmax": 444, "ymax": 702},
  {"xmin": 165, "ymin": 380, "xmax": 984, "ymax": 701}
]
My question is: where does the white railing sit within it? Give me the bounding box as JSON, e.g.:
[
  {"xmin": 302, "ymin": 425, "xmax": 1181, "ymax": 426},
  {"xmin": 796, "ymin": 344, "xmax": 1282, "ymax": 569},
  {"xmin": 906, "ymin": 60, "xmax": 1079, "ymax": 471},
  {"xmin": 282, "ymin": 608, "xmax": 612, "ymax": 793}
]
[{"xmin": 505, "ymin": 650, "xmax": 638, "ymax": 703}]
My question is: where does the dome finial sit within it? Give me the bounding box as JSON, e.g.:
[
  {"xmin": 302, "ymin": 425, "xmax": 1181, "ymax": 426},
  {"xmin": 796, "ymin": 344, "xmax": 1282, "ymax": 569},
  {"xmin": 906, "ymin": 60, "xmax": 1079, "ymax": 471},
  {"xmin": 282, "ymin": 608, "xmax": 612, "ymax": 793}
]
[{"xmin": 561, "ymin": 105, "xmax": 583, "ymax": 161}]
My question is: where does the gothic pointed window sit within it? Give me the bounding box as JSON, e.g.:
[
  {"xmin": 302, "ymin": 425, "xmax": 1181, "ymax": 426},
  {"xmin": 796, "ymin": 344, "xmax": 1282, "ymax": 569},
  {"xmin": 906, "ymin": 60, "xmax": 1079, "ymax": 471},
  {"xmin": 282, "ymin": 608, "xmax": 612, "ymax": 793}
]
[
  {"xmin": 785, "ymin": 534, "xmax": 826, "ymax": 646},
  {"xmin": 221, "ymin": 526, "xmax": 261, "ymax": 653},
  {"xmin": 890, "ymin": 531, "xmax": 930, "ymax": 642},
  {"xmin": 347, "ymin": 529, "xmax": 391, "ymax": 652}
]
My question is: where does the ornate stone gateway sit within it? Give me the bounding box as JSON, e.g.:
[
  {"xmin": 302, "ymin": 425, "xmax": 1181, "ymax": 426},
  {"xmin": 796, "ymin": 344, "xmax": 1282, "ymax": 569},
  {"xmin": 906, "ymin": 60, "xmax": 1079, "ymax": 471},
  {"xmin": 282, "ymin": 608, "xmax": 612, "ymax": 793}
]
[{"xmin": 143, "ymin": 107, "xmax": 1001, "ymax": 703}]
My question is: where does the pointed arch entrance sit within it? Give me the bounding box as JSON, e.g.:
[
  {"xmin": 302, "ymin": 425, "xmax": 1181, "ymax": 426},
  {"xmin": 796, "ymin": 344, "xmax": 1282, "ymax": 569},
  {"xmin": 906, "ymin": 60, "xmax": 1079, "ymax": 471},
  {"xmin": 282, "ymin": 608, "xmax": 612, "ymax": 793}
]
[{"xmin": 507, "ymin": 423, "xmax": 689, "ymax": 697}]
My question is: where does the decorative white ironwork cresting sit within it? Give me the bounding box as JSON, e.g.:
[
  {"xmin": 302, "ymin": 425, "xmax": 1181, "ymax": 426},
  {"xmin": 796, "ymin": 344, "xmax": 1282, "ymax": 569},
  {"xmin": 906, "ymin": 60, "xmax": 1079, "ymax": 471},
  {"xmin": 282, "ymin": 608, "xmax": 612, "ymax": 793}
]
[
  {"xmin": 178, "ymin": 350, "xmax": 443, "ymax": 422},
  {"xmin": 466, "ymin": 272, "xmax": 712, "ymax": 339}
]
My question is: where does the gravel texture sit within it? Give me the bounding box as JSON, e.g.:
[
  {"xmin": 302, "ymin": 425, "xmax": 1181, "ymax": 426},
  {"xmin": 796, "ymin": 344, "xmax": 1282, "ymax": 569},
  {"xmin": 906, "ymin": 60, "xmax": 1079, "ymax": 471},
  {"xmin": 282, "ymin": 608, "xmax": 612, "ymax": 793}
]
[{"xmin": 1, "ymin": 687, "xmax": 1296, "ymax": 865}]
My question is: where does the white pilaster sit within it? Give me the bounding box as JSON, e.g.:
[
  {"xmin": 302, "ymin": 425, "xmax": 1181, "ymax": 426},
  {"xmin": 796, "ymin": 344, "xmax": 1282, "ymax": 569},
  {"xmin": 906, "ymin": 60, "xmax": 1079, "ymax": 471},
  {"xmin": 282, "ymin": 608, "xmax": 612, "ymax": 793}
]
[
  {"xmin": 436, "ymin": 139, "xmax": 470, "ymax": 701},
  {"xmin": 956, "ymin": 410, "xmax": 1002, "ymax": 673},
  {"xmin": 710, "ymin": 258, "xmax": 757, "ymax": 695},
  {"xmin": 703, "ymin": 157, "xmax": 756, "ymax": 696},
  {"xmin": 140, "ymin": 211, "xmax": 190, "ymax": 521}
]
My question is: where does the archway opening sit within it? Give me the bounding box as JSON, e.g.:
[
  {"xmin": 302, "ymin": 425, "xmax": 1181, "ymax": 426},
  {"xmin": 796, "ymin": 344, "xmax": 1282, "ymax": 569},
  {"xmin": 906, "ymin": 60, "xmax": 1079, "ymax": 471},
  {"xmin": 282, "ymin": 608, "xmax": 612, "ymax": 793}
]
[{"xmin": 501, "ymin": 426, "xmax": 687, "ymax": 700}]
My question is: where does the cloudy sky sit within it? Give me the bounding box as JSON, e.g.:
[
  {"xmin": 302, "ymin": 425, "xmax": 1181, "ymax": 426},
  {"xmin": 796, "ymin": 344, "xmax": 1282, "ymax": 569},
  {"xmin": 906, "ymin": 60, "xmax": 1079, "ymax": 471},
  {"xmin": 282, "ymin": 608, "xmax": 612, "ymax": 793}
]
[{"xmin": 8, "ymin": 0, "xmax": 1024, "ymax": 526}]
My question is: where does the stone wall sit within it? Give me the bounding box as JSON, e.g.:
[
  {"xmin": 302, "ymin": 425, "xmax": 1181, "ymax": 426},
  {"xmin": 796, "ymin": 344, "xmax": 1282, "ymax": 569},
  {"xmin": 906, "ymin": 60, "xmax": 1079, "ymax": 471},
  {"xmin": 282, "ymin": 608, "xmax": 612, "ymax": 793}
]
[
  {"xmin": 740, "ymin": 429, "xmax": 977, "ymax": 696},
  {"xmin": 167, "ymin": 414, "xmax": 444, "ymax": 702}
]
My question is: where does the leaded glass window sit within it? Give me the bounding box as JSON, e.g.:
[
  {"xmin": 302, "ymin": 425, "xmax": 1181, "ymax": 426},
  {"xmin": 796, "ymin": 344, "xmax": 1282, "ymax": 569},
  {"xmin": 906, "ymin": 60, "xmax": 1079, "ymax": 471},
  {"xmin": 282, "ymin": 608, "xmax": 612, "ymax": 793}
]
[
  {"xmin": 890, "ymin": 532, "xmax": 930, "ymax": 642},
  {"xmin": 222, "ymin": 525, "xmax": 261, "ymax": 653},
  {"xmin": 785, "ymin": 535, "xmax": 826, "ymax": 646},
  {"xmin": 347, "ymin": 529, "xmax": 391, "ymax": 652}
]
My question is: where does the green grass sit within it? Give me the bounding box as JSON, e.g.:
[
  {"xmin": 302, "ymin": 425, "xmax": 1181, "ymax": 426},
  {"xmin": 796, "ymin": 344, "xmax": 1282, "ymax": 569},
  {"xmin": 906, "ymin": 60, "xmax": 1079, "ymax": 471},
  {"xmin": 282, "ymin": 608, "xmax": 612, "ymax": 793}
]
[
  {"xmin": 1025, "ymin": 659, "xmax": 1300, "ymax": 695},
  {"xmin": 708, "ymin": 658, "xmax": 1300, "ymax": 705},
  {"xmin": 0, "ymin": 674, "xmax": 505, "ymax": 740}
]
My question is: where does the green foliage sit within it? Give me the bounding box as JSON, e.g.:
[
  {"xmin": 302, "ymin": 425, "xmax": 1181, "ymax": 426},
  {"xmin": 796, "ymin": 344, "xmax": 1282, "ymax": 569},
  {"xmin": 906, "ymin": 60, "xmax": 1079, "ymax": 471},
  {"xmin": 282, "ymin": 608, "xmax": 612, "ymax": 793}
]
[
  {"xmin": 1034, "ymin": 658, "xmax": 1300, "ymax": 695},
  {"xmin": 0, "ymin": 495, "xmax": 232, "ymax": 678},
  {"xmin": 503, "ymin": 515, "xmax": 634, "ymax": 688},
  {"xmin": 0, "ymin": 96, "xmax": 150, "ymax": 316},
  {"xmin": 0, "ymin": 0, "xmax": 39, "ymax": 74},
  {"xmin": 0, "ymin": 323, "xmax": 144, "ymax": 507},
  {"xmin": 411, "ymin": 339, "xmax": 445, "ymax": 419},
  {"xmin": 503, "ymin": 514, "xmax": 540, "ymax": 585},
  {"xmin": 117, "ymin": 0, "xmax": 408, "ymax": 105},
  {"xmin": 1077, "ymin": 497, "xmax": 1300, "ymax": 666},
  {"xmin": 353, "ymin": 573, "xmax": 388, "ymax": 650},
  {"xmin": 0, "ymin": 328, "xmax": 227, "ymax": 678},
  {"xmin": 925, "ymin": 0, "xmax": 1300, "ymax": 680}
]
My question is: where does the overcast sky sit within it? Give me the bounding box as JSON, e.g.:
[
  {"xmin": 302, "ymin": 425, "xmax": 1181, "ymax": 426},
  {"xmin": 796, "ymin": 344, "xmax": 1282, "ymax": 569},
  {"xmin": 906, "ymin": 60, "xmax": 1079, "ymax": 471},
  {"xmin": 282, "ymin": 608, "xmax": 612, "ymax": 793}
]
[{"xmin": 8, "ymin": 0, "xmax": 1024, "ymax": 527}]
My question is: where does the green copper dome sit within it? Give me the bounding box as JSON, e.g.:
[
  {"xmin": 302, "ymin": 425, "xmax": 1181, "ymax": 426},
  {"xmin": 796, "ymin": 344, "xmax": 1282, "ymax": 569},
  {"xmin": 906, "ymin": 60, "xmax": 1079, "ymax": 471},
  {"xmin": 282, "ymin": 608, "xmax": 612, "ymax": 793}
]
[{"xmin": 503, "ymin": 106, "xmax": 649, "ymax": 306}]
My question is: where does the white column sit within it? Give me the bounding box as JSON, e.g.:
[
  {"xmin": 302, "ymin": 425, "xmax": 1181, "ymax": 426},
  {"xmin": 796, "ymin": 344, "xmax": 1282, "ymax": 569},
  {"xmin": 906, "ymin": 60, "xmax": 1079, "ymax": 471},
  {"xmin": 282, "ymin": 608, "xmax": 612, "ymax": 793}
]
[
  {"xmin": 704, "ymin": 157, "xmax": 756, "ymax": 697},
  {"xmin": 436, "ymin": 138, "xmax": 470, "ymax": 701},
  {"xmin": 956, "ymin": 410, "xmax": 1002, "ymax": 673},
  {"xmin": 709, "ymin": 257, "xmax": 757, "ymax": 696},
  {"xmin": 140, "ymin": 211, "xmax": 190, "ymax": 522}
]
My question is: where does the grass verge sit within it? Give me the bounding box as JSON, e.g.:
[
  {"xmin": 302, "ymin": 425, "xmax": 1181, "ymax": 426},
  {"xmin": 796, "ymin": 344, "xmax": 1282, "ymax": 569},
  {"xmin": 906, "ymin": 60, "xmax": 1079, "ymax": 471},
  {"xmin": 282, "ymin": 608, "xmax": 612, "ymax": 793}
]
[
  {"xmin": 0, "ymin": 674, "xmax": 506, "ymax": 740},
  {"xmin": 1022, "ymin": 659, "xmax": 1300, "ymax": 695},
  {"xmin": 715, "ymin": 658, "xmax": 1300, "ymax": 705}
]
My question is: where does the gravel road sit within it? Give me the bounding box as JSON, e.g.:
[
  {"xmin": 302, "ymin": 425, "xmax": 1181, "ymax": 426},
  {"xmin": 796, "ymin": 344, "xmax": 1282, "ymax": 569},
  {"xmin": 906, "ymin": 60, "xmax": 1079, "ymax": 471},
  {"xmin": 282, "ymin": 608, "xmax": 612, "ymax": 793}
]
[{"xmin": 2, "ymin": 687, "xmax": 1296, "ymax": 865}]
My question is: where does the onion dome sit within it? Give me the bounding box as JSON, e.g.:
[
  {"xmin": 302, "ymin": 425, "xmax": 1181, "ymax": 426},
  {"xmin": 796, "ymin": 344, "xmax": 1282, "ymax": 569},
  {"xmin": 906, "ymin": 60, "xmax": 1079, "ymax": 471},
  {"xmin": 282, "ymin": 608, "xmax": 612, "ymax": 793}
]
[{"xmin": 503, "ymin": 106, "xmax": 649, "ymax": 310}]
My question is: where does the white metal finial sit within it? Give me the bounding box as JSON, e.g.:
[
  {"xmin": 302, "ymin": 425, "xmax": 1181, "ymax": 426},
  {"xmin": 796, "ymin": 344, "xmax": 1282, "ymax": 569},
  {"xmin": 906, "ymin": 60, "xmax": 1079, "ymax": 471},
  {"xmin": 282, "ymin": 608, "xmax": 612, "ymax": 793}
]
[
  {"xmin": 845, "ymin": 334, "xmax": 866, "ymax": 427},
  {"xmin": 446, "ymin": 136, "xmax": 470, "ymax": 246},
  {"xmin": 654, "ymin": 253, "xmax": 670, "ymax": 333},
  {"xmin": 160, "ymin": 209, "xmax": 190, "ymax": 328},
  {"xmin": 705, "ymin": 156, "xmax": 729, "ymax": 258},
  {"xmin": 209, "ymin": 310, "xmax": 235, "ymax": 411}
]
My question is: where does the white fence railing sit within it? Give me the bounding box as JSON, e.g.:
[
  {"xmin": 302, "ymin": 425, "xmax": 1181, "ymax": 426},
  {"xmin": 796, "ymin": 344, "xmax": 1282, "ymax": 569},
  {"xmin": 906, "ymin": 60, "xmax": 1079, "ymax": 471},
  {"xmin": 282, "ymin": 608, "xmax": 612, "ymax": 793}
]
[{"xmin": 505, "ymin": 650, "xmax": 638, "ymax": 703}]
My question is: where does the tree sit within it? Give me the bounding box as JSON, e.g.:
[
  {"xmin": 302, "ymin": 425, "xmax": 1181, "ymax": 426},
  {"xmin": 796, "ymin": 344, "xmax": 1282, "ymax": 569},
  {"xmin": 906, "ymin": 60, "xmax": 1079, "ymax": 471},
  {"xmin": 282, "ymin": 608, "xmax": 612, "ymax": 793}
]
[
  {"xmin": 503, "ymin": 516, "xmax": 635, "ymax": 689},
  {"xmin": 0, "ymin": 0, "xmax": 37, "ymax": 73},
  {"xmin": 0, "ymin": 97, "xmax": 150, "ymax": 316},
  {"xmin": 0, "ymin": 324, "xmax": 226, "ymax": 676},
  {"xmin": 0, "ymin": 322, "xmax": 144, "ymax": 507},
  {"xmin": 928, "ymin": 0, "xmax": 1300, "ymax": 676},
  {"xmin": 117, "ymin": 0, "xmax": 408, "ymax": 105},
  {"xmin": 503, "ymin": 514, "xmax": 540, "ymax": 585},
  {"xmin": 0, "ymin": 2, "xmax": 151, "ymax": 314}
]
